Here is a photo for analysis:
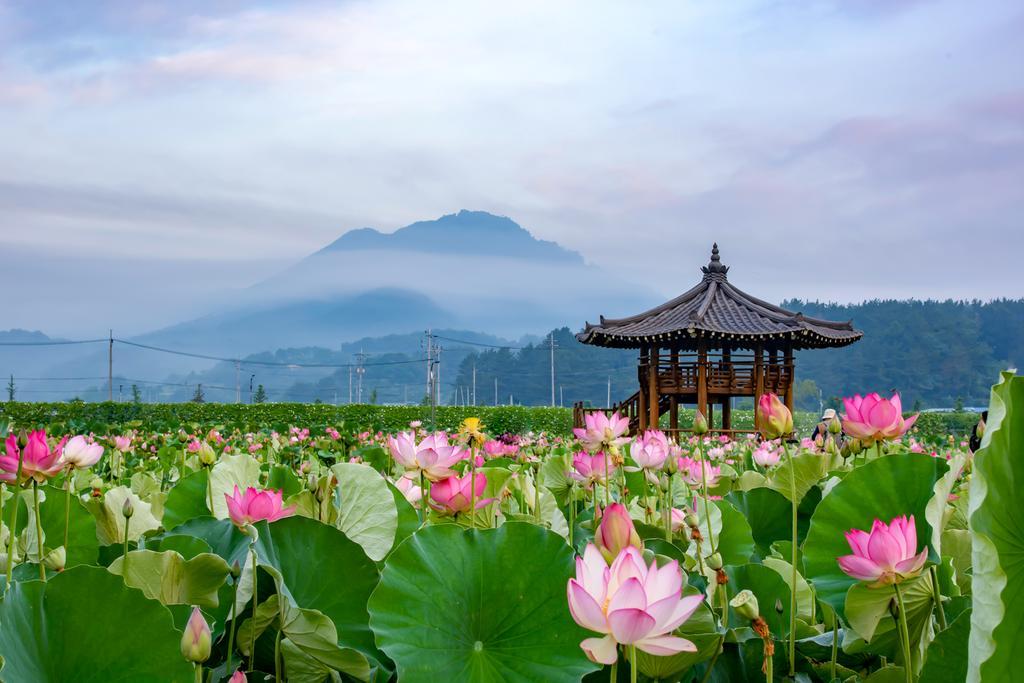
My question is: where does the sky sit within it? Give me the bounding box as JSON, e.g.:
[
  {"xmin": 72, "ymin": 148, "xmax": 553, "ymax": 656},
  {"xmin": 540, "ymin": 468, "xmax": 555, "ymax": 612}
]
[{"xmin": 1, "ymin": 0, "xmax": 1022, "ymax": 335}]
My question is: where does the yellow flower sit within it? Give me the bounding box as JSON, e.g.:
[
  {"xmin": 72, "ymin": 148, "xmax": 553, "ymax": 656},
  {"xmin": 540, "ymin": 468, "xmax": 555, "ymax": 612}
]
[{"xmin": 459, "ymin": 417, "xmax": 487, "ymax": 447}]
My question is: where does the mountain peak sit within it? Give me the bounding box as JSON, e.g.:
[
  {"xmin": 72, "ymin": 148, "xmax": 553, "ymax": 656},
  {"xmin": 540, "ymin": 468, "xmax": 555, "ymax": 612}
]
[{"xmin": 319, "ymin": 210, "xmax": 582, "ymax": 263}]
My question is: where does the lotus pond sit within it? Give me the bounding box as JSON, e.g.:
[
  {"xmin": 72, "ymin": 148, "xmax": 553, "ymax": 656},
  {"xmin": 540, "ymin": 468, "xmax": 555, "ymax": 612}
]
[{"xmin": 0, "ymin": 377, "xmax": 1015, "ymax": 683}]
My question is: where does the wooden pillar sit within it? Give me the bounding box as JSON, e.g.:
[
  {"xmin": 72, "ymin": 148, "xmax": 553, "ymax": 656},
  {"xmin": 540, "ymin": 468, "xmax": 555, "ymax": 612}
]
[
  {"xmin": 638, "ymin": 347, "xmax": 648, "ymax": 432},
  {"xmin": 753, "ymin": 342, "xmax": 764, "ymax": 431},
  {"xmin": 707, "ymin": 401, "xmax": 714, "ymax": 430},
  {"xmin": 722, "ymin": 345, "xmax": 732, "ymax": 431},
  {"xmin": 696, "ymin": 338, "xmax": 708, "ymax": 422},
  {"xmin": 648, "ymin": 345, "xmax": 660, "ymax": 431},
  {"xmin": 784, "ymin": 343, "xmax": 795, "ymax": 416},
  {"xmin": 669, "ymin": 396, "xmax": 679, "ymax": 435}
]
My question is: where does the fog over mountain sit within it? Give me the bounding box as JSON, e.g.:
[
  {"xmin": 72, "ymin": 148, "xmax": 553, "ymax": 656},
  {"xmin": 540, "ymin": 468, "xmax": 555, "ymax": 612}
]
[{"xmin": 1, "ymin": 210, "xmax": 660, "ymax": 396}]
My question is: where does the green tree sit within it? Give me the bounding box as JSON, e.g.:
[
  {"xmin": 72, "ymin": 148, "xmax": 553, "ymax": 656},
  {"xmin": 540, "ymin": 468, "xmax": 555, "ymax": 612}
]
[
  {"xmin": 252, "ymin": 384, "xmax": 267, "ymax": 404},
  {"xmin": 131, "ymin": 384, "xmax": 142, "ymax": 404},
  {"xmin": 6, "ymin": 375, "xmax": 14, "ymax": 402}
]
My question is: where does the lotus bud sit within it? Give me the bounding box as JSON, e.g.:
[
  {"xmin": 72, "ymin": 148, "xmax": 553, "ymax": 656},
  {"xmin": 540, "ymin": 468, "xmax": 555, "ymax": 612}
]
[
  {"xmin": 774, "ymin": 598, "xmax": 784, "ymax": 614},
  {"xmin": 89, "ymin": 476, "xmax": 103, "ymax": 490},
  {"xmin": 665, "ymin": 455, "xmax": 679, "ymax": 474},
  {"xmin": 122, "ymin": 496, "xmax": 135, "ymax": 519},
  {"xmin": 730, "ymin": 589, "xmax": 760, "ymax": 621},
  {"xmin": 757, "ymin": 393, "xmax": 793, "ymax": 440},
  {"xmin": 230, "ymin": 559, "xmax": 242, "ymax": 579},
  {"xmin": 197, "ymin": 442, "xmax": 217, "ymax": 466},
  {"xmin": 43, "ymin": 546, "xmax": 66, "ymax": 572},
  {"xmin": 692, "ymin": 410, "xmax": 709, "ymax": 436},
  {"xmin": 684, "ymin": 512, "xmax": 699, "ymax": 528},
  {"xmin": 828, "ymin": 415, "xmax": 842, "ymax": 435},
  {"xmin": 181, "ymin": 606, "xmax": 211, "ymax": 663},
  {"xmin": 594, "ymin": 502, "xmax": 643, "ymax": 564},
  {"xmin": 230, "ymin": 671, "xmax": 248, "ymax": 683},
  {"xmin": 814, "ymin": 434, "xmax": 824, "ymax": 449},
  {"xmin": 825, "ymin": 435, "xmax": 839, "ymax": 457},
  {"xmin": 706, "ymin": 552, "xmax": 723, "ymax": 570}
]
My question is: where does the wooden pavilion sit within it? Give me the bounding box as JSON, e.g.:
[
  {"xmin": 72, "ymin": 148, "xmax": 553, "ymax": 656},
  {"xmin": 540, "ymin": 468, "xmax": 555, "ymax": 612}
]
[{"xmin": 573, "ymin": 244, "xmax": 862, "ymax": 436}]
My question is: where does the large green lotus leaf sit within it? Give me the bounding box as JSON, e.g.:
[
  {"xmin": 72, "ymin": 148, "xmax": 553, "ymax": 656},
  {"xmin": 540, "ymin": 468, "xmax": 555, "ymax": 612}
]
[
  {"xmin": 768, "ymin": 451, "xmax": 828, "ymax": 504},
  {"xmin": 968, "ymin": 372, "xmax": 1024, "ymax": 682},
  {"xmin": 250, "ymin": 516, "xmax": 386, "ymax": 671},
  {"xmin": 267, "ymin": 465, "xmax": 303, "ymax": 497},
  {"xmin": 208, "ymin": 453, "xmax": 261, "ymax": 519},
  {"xmin": 367, "ymin": 522, "xmax": 599, "ymax": 682},
  {"xmin": 108, "ymin": 549, "xmax": 230, "ymax": 608},
  {"xmin": 634, "ymin": 586, "xmax": 720, "ymax": 678},
  {"xmin": 919, "ymin": 607, "xmax": 970, "ymax": 683},
  {"xmin": 88, "ymin": 485, "xmax": 162, "ymax": 545},
  {"xmin": 803, "ymin": 453, "xmax": 948, "ymax": 620},
  {"xmin": 539, "ymin": 452, "xmax": 572, "ymax": 505},
  {"xmin": 9, "ymin": 485, "xmax": 98, "ymax": 568},
  {"xmin": 727, "ymin": 488, "xmax": 792, "ymax": 560},
  {"xmin": 725, "ymin": 563, "xmax": 792, "ymax": 637},
  {"xmin": 162, "ymin": 469, "xmax": 210, "ymax": 531},
  {"xmin": 386, "ymin": 480, "xmax": 420, "ymax": 556},
  {"xmin": 926, "ymin": 453, "xmax": 965, "ymax": 556},
  {"xmin": 685, "ymin": 499, "xmax": 755, "ymax": 567},
  {"xmin": 163, "ymin": 516, "xmax": 251, "ymax": 568},
  {"xmin": 237, "ymin": 594, "xmax": 371, "ymax": 681},
  {"xmin": 844, "ymin": 572, "xmax": 935, "ymax": 658},
  {"xmin": 331, "ymin": 463, "xmax": 398, "ymax": 562},
  {"xmin": 0, "ymin": 565, "xmax": 194, "ymax": 681},
  {"xmin": 281, "ymin": 637, "xmax": 336, "ymax": 683},
  {"xmin": 761, "ymin": 556, "xmax": 814, "ymax": 622}
]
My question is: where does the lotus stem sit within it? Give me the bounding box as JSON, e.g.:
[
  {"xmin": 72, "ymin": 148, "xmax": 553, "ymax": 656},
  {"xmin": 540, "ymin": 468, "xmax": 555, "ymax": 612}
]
[
  {"xmin": 894, "ymin": 582, "xmax": 913, "ymax": 683},
  {"xmin": 206, "ymin": 465, "xmax": 214, "ymax": 513},
  {"xmin": 533, "ymin": 463, "xmax": 541, "ymax": 524},
  {"xmin": 609, "ymin": 657, "xmax": 617, "ymax": 682},
  {"xmin": 418, "ymin": 470, "xmax": 427, "ymax": 526},
  {"xmin": 629, "ymin": 644, "xmax": 637, "ymax": 683},
  {"xmin": 32, "ymin": 480, "xmax": 45, "ymax": 581},
  {"xmin": 64, "ymin": 466, "xmax": 72, "ymax": 553},
  {"xmin": 249, "ymin": 546, "xmax": 259, "ymax": 672},
  {"xmin": 5, "ymin": 447, "xmax": 26, "ymax": 587},
  {"xmin": 274, "ymin": 627, "xmax": 283, "ymax": 683},
  {"xmin": 603, "ymin": 451, "xmax": 610, "ymax": 508},
  {"xmin": 470, "ymin": 446, "xmax": 477, "ymax": 530},
  {"xmin": 226, "ymin": 579, "xmax": 239, "ymax": 675},
  {"xmin": 567, "ymin": 482, "xmax": 575, "ymax": 546},
  {"xmin": 699, "ymin": 636, "xmax": 724, "ymax": 683},
  {"xmin": 929, "ymin": 565, "xmax": 947, "ymax": 630},
  {"xmin": 764, "ymin": 652, "xmax": 772, "ymax": 683},
  {"xmin": 830, "ymin": 617, "xmax": 839, "ymax": 681},
  {"xmin": 783, "ymin": 439, "xmax": 797, "ymax": 677},
  {"xmin": 662, "ymin": 477, "xmax": 672, "ymax": 542},
  {"xmin": 696, "ymin": 442, "xmax": 716, "ymax": 554},
  {"xmin": 720, "ymin": 579, "xmax": 729, "ymax": 630},
  {"xmin": 194, "ymin": 663, "xmax": 203, "ymax": 683},
  {"xmin": 122, "ymin": 504, "xmax": 130, "ymax": 576}
]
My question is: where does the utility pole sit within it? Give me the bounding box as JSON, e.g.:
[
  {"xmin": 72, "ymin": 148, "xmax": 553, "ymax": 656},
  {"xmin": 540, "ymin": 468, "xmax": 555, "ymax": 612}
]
[
  {"xmin": 234, "ymin": 360, "xmax": 241, "ymax": 403},
  {"xmin": 494, "ymin": 377, "xmax": 498, "ymax": 406},
  {"xmin": 472, "ymin": 364, "xmax": 476, "ymax": 406},
  {"xmin": 607, "ymin": 376, "xmax": 611, "ymax": 407},
  {"xmin": 348, "ymin": 365, "xmax": 353, "ymax": 404},
  {"xmin": 560, "ymin": 385, "xmax": 564, "ymax": 408},
  {"xmin": 249, "ymin": 374, "xmax": 255, "ymax": 404},
  {"xmin": 355, "ymin": 350, "xmax": 366, "ymax": 403},
  {"xmin": 108, "ymin": 329, "xmax": 113, "ymax": 402},
  {"xmin": 549, "ymin": 332, "xmax": 557, "ymax": 407},
  {"xmin": 435, "ymin": 344, "xmax": 442, "ymax": 407}
]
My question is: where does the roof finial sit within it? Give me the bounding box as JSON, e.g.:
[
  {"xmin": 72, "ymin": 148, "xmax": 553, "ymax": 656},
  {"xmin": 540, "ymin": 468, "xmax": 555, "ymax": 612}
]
[{"xmin": 701, "ymin": 242, "xmax": 729, "ymax": 277}]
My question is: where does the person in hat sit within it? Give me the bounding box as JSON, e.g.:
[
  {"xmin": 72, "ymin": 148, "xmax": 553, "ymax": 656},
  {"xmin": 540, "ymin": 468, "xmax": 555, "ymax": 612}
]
[{"xmin": 810, "ymin": 408, "xmax": 841, "ymax": 447}]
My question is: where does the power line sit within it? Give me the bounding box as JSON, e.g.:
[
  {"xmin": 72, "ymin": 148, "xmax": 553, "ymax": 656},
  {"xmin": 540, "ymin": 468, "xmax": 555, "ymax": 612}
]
[
  {"xmin": 112, "ymin": 339, "xmax": 426, "ymax": 368},
  {"xmin": 0, "ymin": 338, "xmax": 106, "ymax": 346}
]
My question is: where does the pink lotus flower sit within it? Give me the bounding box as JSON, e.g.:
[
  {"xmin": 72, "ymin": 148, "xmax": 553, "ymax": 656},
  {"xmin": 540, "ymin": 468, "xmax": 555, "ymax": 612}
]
[
  {"xmin": 61, "ymin": 435, "xmax": 104, "ymax": 469},
  {"xmin": 757, "ymin": 393, "xmax": 793, "ymax": 440},
  {"xmin": 113, "ymin": 435, "xmax": 133, "ymax": 452},
  {"xmin": 677, "ymin": 457, "xmax": 720, "ymax": 488},
  {"xmin": 567, "ymin": 544, "xmax": 703, "ymax": 665},
  {"xmin": 386, "ymin": 431, "xmax": 466, "ymax": 481},
  {"xmin": 229, "ymin": 671, "xmax": 247, "ymax": 683},
  {"xmin": 594, "ymin": 503, "xmax": 643, "ymax": 564},
  {"xmin": 752, "ymin": 445, "xmax": 780, "ymax": 468},
  {"xmin": 569, "ymin": 451, "xmax": 613, "ymax": 487},
  {"xmin": 574, "ymin": 411, "xmax": 630, "ymax": 453},
  {"xmin": 842, "ymin": 393, "xmax": 919, "ymax": 446},
  {"xmin": 429, "ymin": 472, "xmax": 493, "ymax": 515},
  {"xmin": 186, "ymin": 439, "xmax": 202, "ymax": 453},
  {"xmin": 631, "ymin": 430, "xmax": 670, "ymax": 470},
  {"xmin": 0, "ymin": 431, "xmax": 66, "ymax": 484},
  {"xmin": 224, "ymin": 486, "xmax": 296, "ymax": 527},
  {"xmin": 837, "ymin": 515, "xmax": 928, "ymax": 587},
  {"xmin": 395, "ymin": 475, "xmax": 423, "ymax": 505}
]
